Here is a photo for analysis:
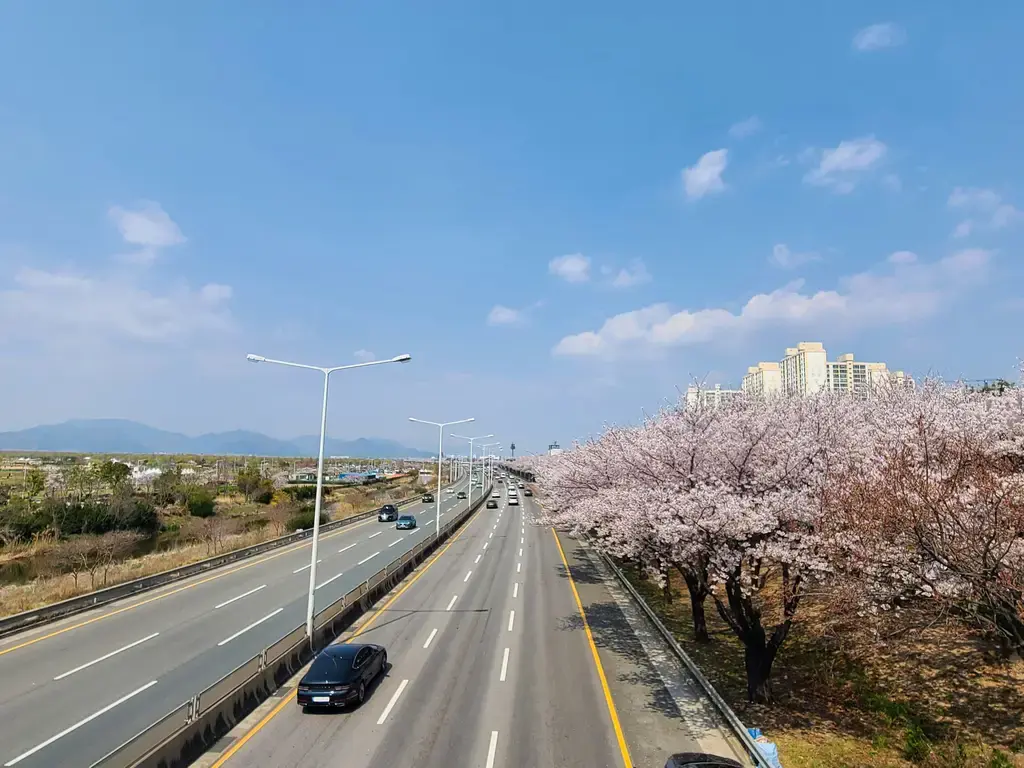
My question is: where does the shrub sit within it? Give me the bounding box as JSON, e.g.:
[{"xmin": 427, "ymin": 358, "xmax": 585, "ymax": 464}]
[
  {"xmin": 185, "ymin": 489, "xmax": 217, "ymax": 518},
  {"xmin": 286, "ymin": 506, "xmax": 329, "ymax": 531}
]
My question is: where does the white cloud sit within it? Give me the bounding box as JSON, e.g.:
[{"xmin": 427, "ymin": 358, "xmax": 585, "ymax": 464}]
[
  {"xmin": 682, "ymin": 149, "xmax": 728, "ymax": 200},
  {"xmin": 548, "ymin": 253, "xmax": 591, "ymax": 283},
  {"xmin": 0, "ymin": 268, "xmax": 233, "ymax": 344},
  {"xmin": 608, "ymin": 260, "xmax": 651, "ymax": 288},
  {"xmin": 769, "ymin": 243, "xmax": 820, "ymax": 270},
  {"xmin": 728, "ymin": 116, "xmax": 762, "ymax": 139},
  {"xmin": 803, "ymin": 136, "xmax": 887, "ymax": 193},
  {"xmin": 108, "ymin": 201, "xmax": 186, "ymax": 265},
  {"xmin": 947, "ymin": 186, "xmax": 1022, "ymax": 238},
  {"xmin": 353, "ymin": 349, "xmax": 375, "ymax": 361},
  {"xmin": 852, "ymin": 23, "xmax": 906, "ymax": 52},
  {"xmin": 487, "ymin": 305, "xmax": 524, "ymax": 325},
  {"xmin": 552, "ymin": 249, "xmax": 990, "ymax": 359}
]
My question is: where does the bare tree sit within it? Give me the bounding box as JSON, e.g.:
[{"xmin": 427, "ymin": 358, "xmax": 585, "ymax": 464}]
[{"xmin": 96, "ymin": 531, "xmax": 144, "ymax": 586}]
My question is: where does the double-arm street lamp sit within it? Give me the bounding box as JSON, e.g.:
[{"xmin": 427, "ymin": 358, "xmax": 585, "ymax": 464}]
[
  {"xmin": 408, "ymin": 417, "xmax": 474, "ymax": 533},
  {"xmin": 450, "ymin": 433, "xmax": 493, "ymax": 505},
  {"xmin": 246, "ymin": 352, "xmax": 412, "ymax": 642},
  {"xmin": 480, "ymin": 442, "xmax": 501, "ymax": 484}
]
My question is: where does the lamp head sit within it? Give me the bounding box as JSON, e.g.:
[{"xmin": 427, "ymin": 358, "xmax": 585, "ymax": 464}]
[
  {"xmin": 246, "ymin": 354, "xmax": 266, "ymax": 363},
  {"xmin": 392, "ymin": 354, "xmax": 412, "ymax": 363}
]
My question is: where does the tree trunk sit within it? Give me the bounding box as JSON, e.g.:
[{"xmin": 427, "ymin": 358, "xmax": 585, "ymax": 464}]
[
  {"xmin": 681, "ymin": 567, "xmax": 711, "ymax": 643},
  {"xmin": 743, "ymin": 634, "xmax": 778, "ymax": 704}
]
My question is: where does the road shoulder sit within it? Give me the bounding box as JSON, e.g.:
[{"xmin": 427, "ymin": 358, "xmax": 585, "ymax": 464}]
[{"xmin": 556, "ymin": 531, "xmax": 751, "ymax": 768}]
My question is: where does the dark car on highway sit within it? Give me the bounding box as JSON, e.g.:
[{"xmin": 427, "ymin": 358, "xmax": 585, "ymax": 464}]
[
  {"xmin": 396, "ymin": 514, "xmax": 417, "ymax": 530},
  {"xmin": 456, "ymin": 491, "xmax": 467, "ymax": 499},
  {"xmin": 664, "ymin": 754, "xmax": 744, "ymax": 768},
  {"xmin": 377, "ymin": 504, "xmax": 399, "ymax": 522},
  {"xmin": 297, "ymin": 643, "xmax": 388, "ymax": 709},
  {"xmin": 422, "ymin": 493, "xmax": 434, "ymax": 503},
  {"xmin": 524, "ymin": 489, "xmax": 533, "ymax": 496},
  {"xmin": 486, "ymin": 499, "xmax": 498, "ymax": 509}
]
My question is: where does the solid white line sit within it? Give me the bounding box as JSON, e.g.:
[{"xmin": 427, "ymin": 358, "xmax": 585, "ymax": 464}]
[
  {"xmin": 388, "ymin": 538, "xmax": 402, "ymax": 547},
  {"xmin": 446, "ymin": 595, "xmax": 458, "ymax": 611},
  {"xmin": 368, "ymin": 531, "xmax": 383, "ymax": 539},
  {"xmin": 357, "ymin": 551, "xmax": 380, "ymax": 566},
  {"xmin": 423, "ymin": 628, "xmax": 438, "ymax": 649},
  {"xmin": 376, "ymin": 679, "xmax": 410, "ymax": 725},
  {"xmin": 215, "ymin": 585, "xmax": 266, "ymax": 609},
  {"xmin": 293, "ymin": 559, "xmax": 322, "ymax": 574},
  {"xmin": 499, "ymin": 647, "xmax": 510, "ymax": 681},
  {"xmin": 217, "ymin": 608, "xmax": 284, "ymax": 647},
  {"xmin": 316, "ymin": 572, "xmax": 344, "ymax": 590},
  {"xmin": 508, "ymin": 610, "xmax": 515, "ymax": 631},
  {"xmin": 3, "ymin": 680, "xmax": 159, "ymax": 766},
  {"xmin": 513, "ymin": 582, "xmax": 519, "ymax": 598},
  {"xmin": 517, "ymin": 562, "xmax": 521, "ymax": 573},
  {"xmin": 464, "ymin": 570, "xmax": 473, "ymax": 582},
  {"xmin": 485, "ymin": 731, "xmax": 499, "ymax": 768},
  {"xmin": 474, "ymin": 554, "xmax": 482, "ymax": 564},
  {"xmin": 338, "ymin": 542, "xmax": 358, "ymax": 554},
  {"xmin": 519, "ymin": 548, "xmax": 523, "ymax": 557},
  {"xmin": 53, "ymin": 633, "xmax": 160, "ymax": 680}
]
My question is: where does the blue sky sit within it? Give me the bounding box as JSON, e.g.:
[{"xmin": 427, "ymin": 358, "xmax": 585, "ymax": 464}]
[{"xmin": 1, "ymin": 2, "xmax": 1022, "ymax": 454}]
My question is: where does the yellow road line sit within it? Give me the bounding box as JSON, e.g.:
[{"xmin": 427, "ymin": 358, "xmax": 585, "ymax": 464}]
[
  {"xmin": 0, "ymin": 516, "xmax": 376, "ymax": 657},
  {"xmin": 551, "ymin": 528, "xmax": 633, "ymax": 768},
  {"xmin": 210, "ymin": 504, "xmax": 484, "ymax": 767}
]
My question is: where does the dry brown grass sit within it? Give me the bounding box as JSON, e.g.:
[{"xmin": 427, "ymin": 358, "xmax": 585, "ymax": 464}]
[
  {"xmin": 624, "ymin": 567, "xmax": 1024, "ymax": 768},
  {"xmin": 0, "ymin": 475, "xmax": 421, "ymax": 619}
]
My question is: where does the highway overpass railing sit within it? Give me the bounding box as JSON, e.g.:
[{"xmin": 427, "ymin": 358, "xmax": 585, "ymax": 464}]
[
  {"xmin": 0, "ymin": 483, "xmax": 454, "ymax": 640},
  {"xmin": 89, "ymin": 484, "xmax": 493, "ymax": 768}
]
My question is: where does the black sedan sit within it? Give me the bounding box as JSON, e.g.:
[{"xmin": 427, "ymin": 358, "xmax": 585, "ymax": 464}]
[
  {"xmin": 456, "ymin": 491, "xmax": 467, "ymax": 499},
  {"xmin": 297, "ymin": 643, "xmax": 387, "ymax": 709},
  {"xmin": 422, "ymin": 493, "xmax": 434, "ymax": 503},
  {"xmin": 486, "ymin": 499, "xmax": 498, "ymax": 509},
  {"xmin": 665, "ymin": 754, "xmax": 743, "ymax": 768}
]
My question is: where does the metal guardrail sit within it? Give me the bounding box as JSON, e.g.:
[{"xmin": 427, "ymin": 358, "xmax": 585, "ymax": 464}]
[
  {"xmin": 0, "ymin": 482, "xmax": 455, "ymax": 640},
  {"xmin": 593, "ymin": 546, "xmax": 769, "ymax": 768},
  {"xmin": 90, "ymin": 484, "xmax": 493, "ymax": 768}
]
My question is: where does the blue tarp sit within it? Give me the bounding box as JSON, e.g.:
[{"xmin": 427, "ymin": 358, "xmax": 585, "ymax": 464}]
[{"xmin": 747, "ymin": 728, "xmax": 783, "ymax": 768}]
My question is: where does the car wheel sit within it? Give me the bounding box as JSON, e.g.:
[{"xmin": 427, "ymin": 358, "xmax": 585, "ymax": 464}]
[
  {"xmin": 380, "ymin": 652, "xmax": 388, "ymax": 675},
  {"xmin": 357, "ymin": 681, "xmax": 366, "ymax": 705}
]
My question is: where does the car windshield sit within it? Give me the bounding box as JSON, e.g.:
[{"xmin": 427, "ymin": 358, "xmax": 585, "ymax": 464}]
[
  {"xmin": 399, "ymin": 516, "xmax": 414, "ymax": 522},
  {"xmin": 306, "ymin": 653, "xmax": 353, "ymax": 681}
]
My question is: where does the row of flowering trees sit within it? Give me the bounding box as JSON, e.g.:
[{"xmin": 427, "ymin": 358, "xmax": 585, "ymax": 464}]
[{"xmin": 518, "ymin": 378, "xmax": 1024, "ymax": 703}]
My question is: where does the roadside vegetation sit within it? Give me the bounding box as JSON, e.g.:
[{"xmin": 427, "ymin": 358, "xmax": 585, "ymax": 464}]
[
  {"xmin": 0, "ymin": 455, "xmax": 426, "ymax": 617},
  {"xmin": 522, "ymin": 375, "xmax": 1024, "ymax": 767}
]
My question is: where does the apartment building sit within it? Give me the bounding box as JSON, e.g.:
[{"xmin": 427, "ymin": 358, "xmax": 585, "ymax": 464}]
[
  {"xmin": 742, "ymin": 342, "xmax": 912, "ymax": 399},
  {"xmin": 742, "ymin": 362, "xmax": 782, "ymax": 398},
  {"xmin": 685, "ymin": 384, "xmax": 743, "ymax": 409}
]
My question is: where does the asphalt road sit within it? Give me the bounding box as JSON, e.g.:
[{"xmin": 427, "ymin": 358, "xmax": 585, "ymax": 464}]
[
  {"xmin": 204, "ymin": 490, "xmax": 633, "ymax": 768},
  {"xmin": 0, "ymin": 476, "xmax": 480, "ymax": 768}
]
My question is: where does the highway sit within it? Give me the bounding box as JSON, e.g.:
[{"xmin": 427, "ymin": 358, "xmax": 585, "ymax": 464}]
[
  {"xmin": 196, "ymin": 486, "xmax": 749, "ymax": 768},
  {"xmin": 0, "ymin": 477, "xmax": 476, "ymax": 768}
]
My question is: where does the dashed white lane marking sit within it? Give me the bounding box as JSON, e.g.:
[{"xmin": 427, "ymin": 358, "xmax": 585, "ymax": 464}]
[
  {"xmin": 499, "ymin": 647, "xmax": 510, "ymax": 681},
  {"xmin": 368, "ymin": 531, "xmax": 383, "ymax": 539},
  {"xmin": 513, "ymin": 582, "xmax": 519, "ymax": 598},
  {"xmin": 4, "ymin": 681, "xmax": 159, "ymax": 766},
  {"xmin": 53, "ymin": 633, "xmax": 159, "ymax": 680},
  {"xmin": 475, "ymin": 554, "xmax": 482, "ymax": 564},
  {"xmin": 518, "ymin": 548, "xmax": 523, "ymax": 557},
  {"xmin": 316, "ymin": 572, "xmax": 345, "ymax": 590},
  {"xmin": 464, "ymin": 570, "xmax": 473, "ymax": 583},
  {"xmin": 517, "ymin": 562, "xmax": 521, "ymax": 573},
  {"xmin": 339, "ymin": 542, "xmax": 358, "ymax": 554},
  {"xmin": 293, "ymin": 559, "xmax": 323, "ymax": 573},
  {"xmin": 446, "ymin": 595, "xmax": 458, "ymax": 611},
  {"xmin": 485, "ymin": 731, "xmax": 499, "ymax": 768},
  {"xmin": 388, "ymin": 538, "xmax": 402, "ymax": 547},
  {"xmin": 357, "ymin": 552, "xmax": 380, "ymax": 566},
  {"xmin": 508, "ymin": 610, "xmax": 515, "ymax": 631},
  {"xmin": 376, "ymin": 679, "xmax": 409, "ymax": 725},
  {"xmin": 217, "ymin": 608, "xmax": 284, "ymax": 647},
  {"xmin": 215, "ymin": 585, "xmax": 266, "ymax": 609},
  {"xmin": 423, "ymin": 628, "xmax": 438, "ymax": 649}
]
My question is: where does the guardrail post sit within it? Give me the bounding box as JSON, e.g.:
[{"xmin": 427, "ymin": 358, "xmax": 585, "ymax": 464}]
[
  {"xmin": 186, "ymin": 695, "xmax": 200, "ymax": 724},
  {"xmin": 258, "ymin": 648, "xmax": 268, "ymax": 671}
]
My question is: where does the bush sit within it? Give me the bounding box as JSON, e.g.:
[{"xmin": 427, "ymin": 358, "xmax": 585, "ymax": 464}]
[
  {"xmin": 286, "ymin": 506, "xmax": 329, "ymax": 531},
  {"xmin": 185, "ymin": 489, "xmax": 217, "ymax": 518},
  {"xmin": 251, "ymin": 483, "xmax": 274, "ymax": 505},
  {"xmin": 283, "ymin": 485, "xmax": 319, "ymax": 501}
]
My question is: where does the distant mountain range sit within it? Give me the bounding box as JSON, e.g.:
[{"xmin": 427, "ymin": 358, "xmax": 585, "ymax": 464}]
[{"xmin": 0, "ymin": 419, "xmax": 433, "ymax": 459}]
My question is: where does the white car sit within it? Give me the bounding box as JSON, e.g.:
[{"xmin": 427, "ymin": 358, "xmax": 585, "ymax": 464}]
[
  {"xmin": 492, "ymin": 491, "xmax": 500, "ymax": 498},
  {"xmin": 509, "ymin": 496, "xmax": 519, "ymax": 505}
]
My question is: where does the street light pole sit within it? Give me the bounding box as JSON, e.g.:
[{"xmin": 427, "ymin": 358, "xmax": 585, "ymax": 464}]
[
  {"xmin": 481, "ymin": 442, "xmax": 500, "ymax": 485},
  {"xmin": 451, "ymin": 433, "xmax": 493, "ymax": 506},
  {"xmin": 247, "ymin": 352, "xmax": 411, "ymax": 644},
  {"xmin": 408, "ymin": 417, "xmax": 474, "ymax": 534}
]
